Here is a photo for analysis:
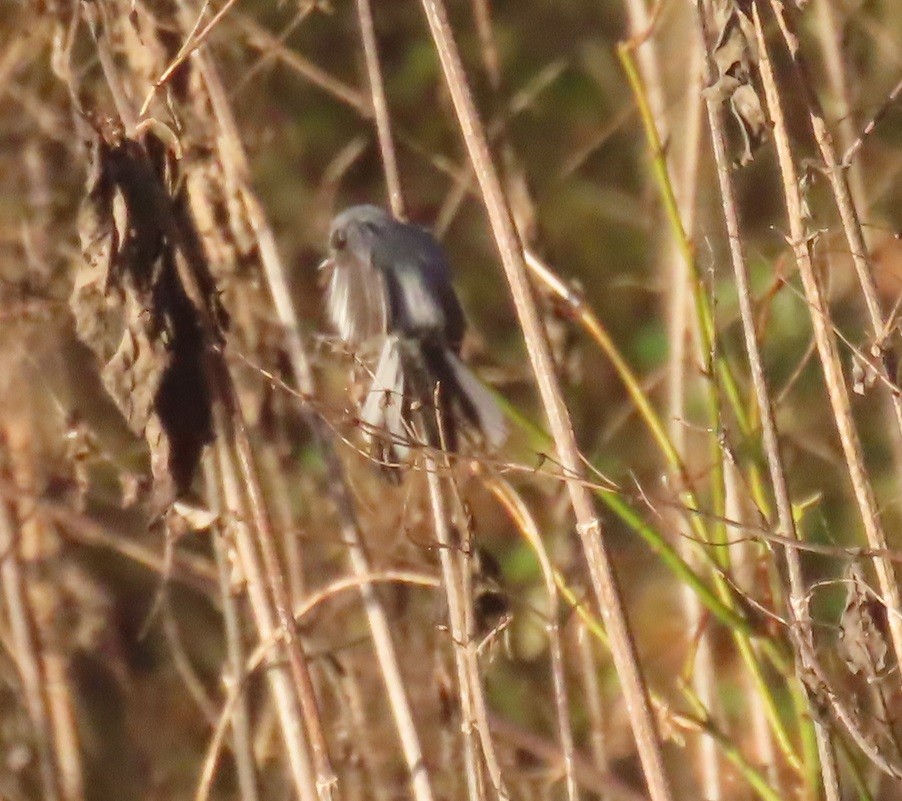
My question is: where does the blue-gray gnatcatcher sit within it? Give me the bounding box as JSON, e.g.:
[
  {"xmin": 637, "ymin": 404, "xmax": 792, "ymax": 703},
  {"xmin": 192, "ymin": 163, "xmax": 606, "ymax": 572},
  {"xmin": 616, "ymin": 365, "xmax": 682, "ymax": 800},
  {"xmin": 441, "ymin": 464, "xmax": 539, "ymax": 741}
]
[{"xmin": 320, "ymin": 205, "xmax": 506, "ymax": 465}]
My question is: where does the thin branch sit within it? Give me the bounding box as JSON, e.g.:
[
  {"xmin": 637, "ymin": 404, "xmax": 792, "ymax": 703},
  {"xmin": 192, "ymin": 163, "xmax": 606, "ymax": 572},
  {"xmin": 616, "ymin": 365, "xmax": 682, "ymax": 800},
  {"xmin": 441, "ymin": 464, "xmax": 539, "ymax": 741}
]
[
  {"xmin": 428, "ymin": 437, "xmax": 513, "ymax": 801},
  {"xmin": 487, "ymin": 475, "xmax": 578, "ymax": 801},
  {"xmin": 575, "ymin": 621, "xmax": 609, "ymax": 787},
  {"xmin": 234, "ymin": 14, "xmax": 372, "ymax": 116},
  {"xmin": 138, "ymin": 0, "xmax": 242, "ymax": 119},
  {"xmin": 203, "ymin": 458, "xmax": 260, "ymax": 801},
  {"xmin": 355, "ymin": 0, "xmax": 405, "ymax": 217},
  {"xmin": 842, "ymin": 76, "xmax": 902, "ymax": 170},
  {"xmin": 213, "ymin": 429, "xmax": 320, "ymax": 801},
  {"xmin": 813, "ymin": 0, "xmax": 867, "ymax": 216},
  {"xmin": 636, "ymin": 7, "xmax": 725, "ymax": 793},
  {"xmin": 0, "ymin": 497, "xmax": 62, "ymax": 801}
]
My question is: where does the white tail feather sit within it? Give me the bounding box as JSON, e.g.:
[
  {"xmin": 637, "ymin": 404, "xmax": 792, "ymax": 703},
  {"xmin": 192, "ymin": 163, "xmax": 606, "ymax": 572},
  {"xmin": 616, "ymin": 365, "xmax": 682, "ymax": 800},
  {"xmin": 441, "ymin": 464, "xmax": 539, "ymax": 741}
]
[
  {"xmin": 361, "ymin": 337, "xmax": 409, "ymax": 459},
  {"xmin": 446, "ymin": 351, "xmax": 507, "ymax": 449}
]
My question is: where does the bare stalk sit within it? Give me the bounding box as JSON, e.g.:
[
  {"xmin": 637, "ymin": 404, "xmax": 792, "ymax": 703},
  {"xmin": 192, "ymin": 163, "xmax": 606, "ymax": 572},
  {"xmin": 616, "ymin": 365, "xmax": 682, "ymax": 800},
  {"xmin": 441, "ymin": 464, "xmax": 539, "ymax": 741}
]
[
  {"xmin": 355, "ymin": 0, "xmax": 405, "ymax": 217},
  {"xmin": 575, "ymin": 621, "xmax": 609, "ymax": 785},
  {"xmin": 234, "ymin": 14, "xmax": 372, "ymax": 116},
  {"xmin": 646, "ymin": 25, "xmax": 724, "ymax": 798},
  {"xmin": 202, "ymin": 458, "xmax": 260, "ymax": 801},
  {"xmin": 259, "ymin": 443, "xmax": 306, "ymax": 606},
  {"xmin": 333, "ymin": 660, "xmax": 392, "ymax": 801},
  {"xmin": 842, "ymin": 77, "xmax": 902, "ymax": 170},
  {"xmin": 1, "ymin": 417, "xmax": 83, "ymax": 801},
  {"xmin": 812, "ymin": 0, "xmax": 867, "ymax": 217},
  {"xmin": 487, "ymin": 475, "xmax": 578, "ymax": 801},
  {"xmin": 0, "ymin": 494, "xmax": 61, "ymax": 801},
  {"xmin": 470, "ymin": 0, "xmax": 501, "ymax": 90},
  {"xmin": 723, "ymin": 461, "xmax": 783, "ymax": 795},
  {"xmin": 752, "ymin": 0, "xmax": 902, "ymax": 674},
  {"xmin": 456, "ymin": 9, "xmax": 580, "ymax": 793},
  {"xmin": 621, "ymin": 0, "xmax": 667, "ymax": 138},
  {"xmin": 417, "ymin": 3, "xmax": 675, "ymax": 800},
  {"xmin": 213, "ymin": 428, "xmax": 319, "ymax": 801},
  {"xmin": 424, "ymin": 457, "xmax": 498, "ymax": 801}
]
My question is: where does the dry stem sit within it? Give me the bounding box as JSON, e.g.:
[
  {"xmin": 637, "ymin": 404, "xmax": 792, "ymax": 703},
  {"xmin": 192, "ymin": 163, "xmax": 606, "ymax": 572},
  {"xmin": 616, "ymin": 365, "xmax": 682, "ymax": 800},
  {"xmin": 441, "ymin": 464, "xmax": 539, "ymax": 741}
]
[{"xmin": 0, "ymin": 497, "xmax": 62, "ymax": 801}]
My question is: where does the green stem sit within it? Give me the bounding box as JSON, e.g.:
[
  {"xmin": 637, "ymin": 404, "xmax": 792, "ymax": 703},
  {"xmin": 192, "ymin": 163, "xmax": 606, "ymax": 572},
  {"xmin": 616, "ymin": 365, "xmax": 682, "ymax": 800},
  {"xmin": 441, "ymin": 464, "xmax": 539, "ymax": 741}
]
[{"xmin": 618, "ymin": 41, "xmax": 803, "ymax": 774}]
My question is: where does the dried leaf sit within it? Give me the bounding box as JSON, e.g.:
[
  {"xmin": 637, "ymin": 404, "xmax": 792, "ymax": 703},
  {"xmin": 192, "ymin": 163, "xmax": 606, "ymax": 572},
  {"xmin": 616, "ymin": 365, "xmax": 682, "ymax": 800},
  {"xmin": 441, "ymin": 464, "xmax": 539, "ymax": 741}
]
[
  {"xmin": 171, "ymin": 499, "xmax": 219, "ymax": 532},
  {"xmin": 708, "ymin": 0, "xmax": 768, "ymax": 166},
  {"xmin": 852, "ymin": 337, "xmax": 900, "ymax": 397},
  {"xmin": 836, "ymin": 564, "xmax": 902, "ymax": 769},
  {"xmin": 838, "ymin": 564, "xmax": 888, "ymax": 679},
  {"xmin": 71, "ymin": 128, "xmax": 222, "ymax": 509}
]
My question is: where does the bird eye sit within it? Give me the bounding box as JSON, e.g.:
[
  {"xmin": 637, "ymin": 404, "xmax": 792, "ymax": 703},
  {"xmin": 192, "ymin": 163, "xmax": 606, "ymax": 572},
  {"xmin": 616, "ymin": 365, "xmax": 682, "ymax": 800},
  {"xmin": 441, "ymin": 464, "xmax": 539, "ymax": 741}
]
[{"xmin": 330, "ymin": 228, "xmax": 348, "ymax": 251}]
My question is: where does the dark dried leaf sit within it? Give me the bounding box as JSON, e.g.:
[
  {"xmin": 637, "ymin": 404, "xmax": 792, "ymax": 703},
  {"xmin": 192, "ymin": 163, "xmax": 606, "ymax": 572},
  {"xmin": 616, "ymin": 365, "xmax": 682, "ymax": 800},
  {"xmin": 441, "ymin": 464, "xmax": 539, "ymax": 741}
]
[
  {"xmin": 838, "ymin": 564, "xmax": 889, "ymax": 679},
  {"xmin": 71, "ymin": 129, "xmax": 222, "ymax": 509},
  {"xmin": 708, "ymin": 0, "xmax": 768, "ymax": 166}
]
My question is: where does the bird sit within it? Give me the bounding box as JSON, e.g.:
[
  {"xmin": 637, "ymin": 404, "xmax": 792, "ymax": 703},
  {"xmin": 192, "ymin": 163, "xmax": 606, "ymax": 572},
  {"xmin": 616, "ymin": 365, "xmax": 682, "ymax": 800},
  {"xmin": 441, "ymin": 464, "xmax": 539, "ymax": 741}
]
[{"xmin": 320, "ymin": 204, "xmax": 506, "ymax": 468}]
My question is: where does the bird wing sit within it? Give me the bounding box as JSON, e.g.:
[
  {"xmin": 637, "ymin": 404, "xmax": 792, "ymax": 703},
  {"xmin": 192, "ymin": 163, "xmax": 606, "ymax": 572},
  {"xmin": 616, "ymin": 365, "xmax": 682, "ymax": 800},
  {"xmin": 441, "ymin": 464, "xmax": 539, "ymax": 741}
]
[
  {"xmin": 371, "ymin": 222, "xmax": 466, "ymax": 348},
  {"xmin": 325, "ymin": 249, "xmax": 389, "ymax": 347}
]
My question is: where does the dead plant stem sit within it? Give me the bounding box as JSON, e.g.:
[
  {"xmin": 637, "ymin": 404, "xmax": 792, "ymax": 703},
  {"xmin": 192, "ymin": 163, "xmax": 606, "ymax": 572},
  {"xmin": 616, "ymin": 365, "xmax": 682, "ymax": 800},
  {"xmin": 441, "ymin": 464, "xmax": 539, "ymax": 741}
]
[
  {"xmin": 213, "ymin": 426, "xmax": 321, "ymax": 801},
  {"xmin": 203, "ymin": 458, "xmax": 260, "ymax": 801},
  {"xmin": 0, "ymin": 497, "xmax": 62, "ymax": 801},
  {"xmin": 424, "ymin": 457, "xmax": 494, "ymax": 801},
  {"xmin": 355, "ymin": 0, "xmax": 405, "ymax": 218},
  {"xmin": 487, "ymin": 475, "xmax": 579, "ymax": 801}
]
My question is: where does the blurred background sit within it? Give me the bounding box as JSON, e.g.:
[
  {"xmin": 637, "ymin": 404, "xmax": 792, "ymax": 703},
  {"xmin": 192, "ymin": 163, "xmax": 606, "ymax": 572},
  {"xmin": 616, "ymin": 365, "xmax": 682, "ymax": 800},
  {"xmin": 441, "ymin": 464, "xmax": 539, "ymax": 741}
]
[{"xmin": 0, "ymin": 1, "xmax": 901, "ymax": 799}]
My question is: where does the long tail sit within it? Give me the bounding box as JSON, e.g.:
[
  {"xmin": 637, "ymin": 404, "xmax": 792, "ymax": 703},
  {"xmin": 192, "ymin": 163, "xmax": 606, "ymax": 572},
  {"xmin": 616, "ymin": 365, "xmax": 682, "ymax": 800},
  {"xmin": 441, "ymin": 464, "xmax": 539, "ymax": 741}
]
[
  {"xmin": 418, "ymin": 341, "xmax": 507, "ymax": 451},
  {"xmin": 360, "ymin": 336, "xmax": 410, "ymax": 468},
  {"xmin": 360, "ymin": 337, "xmax": 506, "ymax": 465}
]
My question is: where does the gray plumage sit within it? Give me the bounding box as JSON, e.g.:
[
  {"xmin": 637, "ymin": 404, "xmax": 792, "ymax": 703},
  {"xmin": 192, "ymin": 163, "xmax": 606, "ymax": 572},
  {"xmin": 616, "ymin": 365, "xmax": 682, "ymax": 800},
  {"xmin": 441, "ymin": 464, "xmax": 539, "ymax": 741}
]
[{"xmin": 322, "ymin": 205, "xmax": 506, "ymax": 465}]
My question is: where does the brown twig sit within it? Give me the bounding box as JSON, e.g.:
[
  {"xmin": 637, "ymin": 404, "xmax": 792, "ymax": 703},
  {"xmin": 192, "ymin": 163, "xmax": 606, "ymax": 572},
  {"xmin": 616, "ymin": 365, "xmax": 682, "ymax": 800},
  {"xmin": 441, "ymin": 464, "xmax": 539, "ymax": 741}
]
[
  {"xmin": 234, "ymin": 13, "xmax": 372, "ymax": 116},
  {"xmin": 202, "ymin": 458, "xmax": 260, "ymax": 801},
  {"xmin": 355, "ymin": 0, "xmax": 405, "ymax": 218},
  {"xmin": 0, "ymin": 496, "xmax": 62, "ymax": 801},
  {"xmin": 486, "ymin": 475, "xmax": 578, "ymax": 801},
  {"xmin": 841, "ymin": 76, "xmax": 902, "ymax": 170}
]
